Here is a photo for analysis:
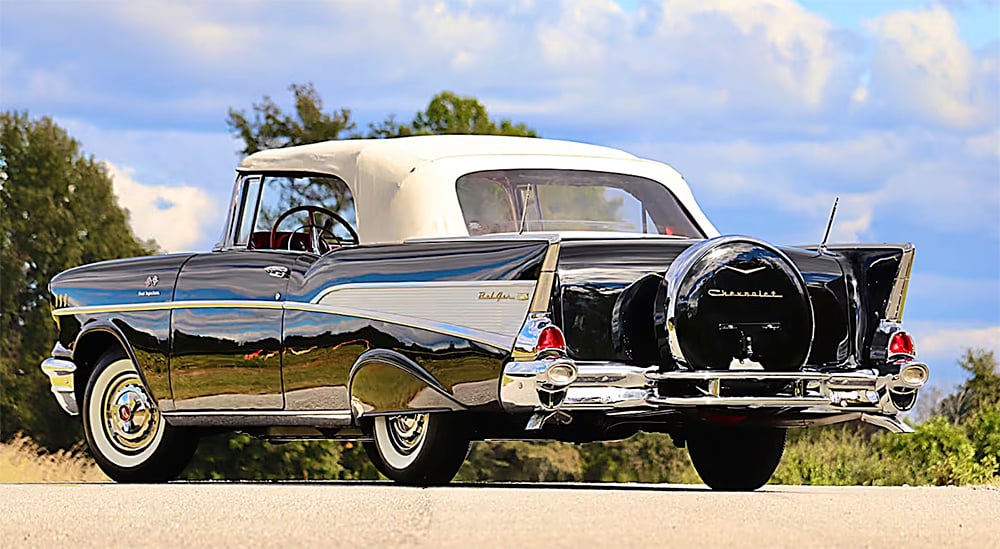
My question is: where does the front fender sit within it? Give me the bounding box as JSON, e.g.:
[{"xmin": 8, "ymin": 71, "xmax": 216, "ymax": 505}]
[
  {"xmin": 69, "ymin": 320, "xmax": 160, "ymax": 409},
  {"xmin": 348, "ymin": 349, "xmax": 465, "ymax": 418}
]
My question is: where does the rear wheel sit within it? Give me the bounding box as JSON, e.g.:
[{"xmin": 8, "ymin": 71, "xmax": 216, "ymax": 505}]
[
  {"xmin": 82, "ymin": 349, "xmax": 197, "ymax": 482},
  {"xmin": 686, "ymin": 425, "xmax": 786, "ymax": 491},
  {"xmin": 364, "ymin": 412, "xmax": 469, "ymax": 486}
]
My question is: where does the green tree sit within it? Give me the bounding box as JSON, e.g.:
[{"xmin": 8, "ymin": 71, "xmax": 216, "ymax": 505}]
[
  {"xmin": 936, "ymin": 349, "xmax": 1000, "ymax": 424},
  {"xmin": 458, "ymin": 441, "xmax": 584, "ymax": 482},
  {"xmin": 377, "ymin": 91, "xmax": 536, "ymax": 137},
  {"xmin": 227, "ymin": 83, "xmax": 357, "ymax": 156},
  {"xmin": 579, "ymin": 433, "xmax": 699, "ymax": 483},
  {"xmin": 228, "ymin": 85, "xmax": 537, "ymax": 153},
  {"xmin": 879, "ymin": 415, "xmax": 998, "ymax": 485},
  {"xmin": 182, "ymin": 434, "xmax": 340, "ymax": 481},
  {"xmin": 0, "ymin": 112, "xmax": 154, "ymax": 449}
]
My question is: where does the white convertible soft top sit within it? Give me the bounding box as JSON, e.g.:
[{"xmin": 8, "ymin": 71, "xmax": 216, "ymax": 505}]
[{"xmin": 237, "ymin": 135, "xmax": 718, "ymax": 243}]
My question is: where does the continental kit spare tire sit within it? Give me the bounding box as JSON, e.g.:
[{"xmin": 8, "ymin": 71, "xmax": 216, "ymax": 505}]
[{"xmin": 655, "ymin": 236, "xmax": 814, "ymax": 372}]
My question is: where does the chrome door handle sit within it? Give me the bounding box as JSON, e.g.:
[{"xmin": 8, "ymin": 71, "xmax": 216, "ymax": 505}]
[{"xmin": 264, "ymin": 266, "xmax": 289, "ymax": 278}]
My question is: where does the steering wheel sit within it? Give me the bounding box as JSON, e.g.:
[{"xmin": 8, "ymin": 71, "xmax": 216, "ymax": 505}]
[{"xmin": 270, "ymin": 205, "xmax": 359, "ymax": 253}]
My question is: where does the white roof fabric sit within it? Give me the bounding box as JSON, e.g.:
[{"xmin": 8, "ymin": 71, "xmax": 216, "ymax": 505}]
[{"xmin": 237, "ymin": 135, "xmax": 718, "ymax": 244}]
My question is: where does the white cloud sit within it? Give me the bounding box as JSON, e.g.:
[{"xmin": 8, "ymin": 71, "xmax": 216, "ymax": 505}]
[
  {"xmin": 910, "ymin": 325, "xmax": 1000, "ymax": 362},
  {"xmin": 865, "ymin": 7, "xmax": 999, "ymax": 130},
  {"xmin": 0, "ymin": 0, "xmax": 855, "ymax": 132},
  {"xmin": 4, "ymin": 0, "xmax": 996, "ymax": 144},
  {"xmin": 104, "ymin": 163, "xmax": 217, "ymax": 252},
  {"xmin": 966, "ymin": 130, "xmax": 1000, "ymax": 158},
  {"xmin": 903, "ymin": 322, "xmax": 999, "ymax": 385},
  {"xmin": 108, "ymin": 1, "xmax": 246, "ymax": 62},
  {"xmin": 622, "ymin": 127, "xmax": 999, "ymax": 243},
  {"xmin": 2, "ymin": 1, "xmax": 995, "ymax": 269},
  {"xmin": 49, "ymin": 118, "xmax": 240, "ymax": 251},
  {"xmin": 658, "ymin": 0, "xmax": 842, "ymax": 109}
]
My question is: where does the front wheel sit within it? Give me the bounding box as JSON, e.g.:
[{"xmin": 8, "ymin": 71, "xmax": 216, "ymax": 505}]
[
  {"xmin": 82, "ymin": 349, "xmax": 197, "ymax": 482},
  {"xmin": 686, "ymin": 425, "xmax": 786, "ymax": 491},
  {"xmin": 364, "ymin": 412, "xmax": 470, "ymax": 486}
]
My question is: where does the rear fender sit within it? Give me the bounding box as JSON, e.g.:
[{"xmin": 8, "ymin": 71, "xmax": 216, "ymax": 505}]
[
  {"xmin": 800, "ymin": 243, "xmax": 914, "ymax": 366},
  {"xmin": 348, "ymin": 349, "xmax": 465, "ymax": 418}
]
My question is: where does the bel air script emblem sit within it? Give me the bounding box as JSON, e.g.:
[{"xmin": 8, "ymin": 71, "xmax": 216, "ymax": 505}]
[
  {"xmin": 708, "ymin": 288, "xmax": 783, "ymax": 298},
  {"xmin": 478, "ymin": 290, "xmax": 530, "ymax": 302}
]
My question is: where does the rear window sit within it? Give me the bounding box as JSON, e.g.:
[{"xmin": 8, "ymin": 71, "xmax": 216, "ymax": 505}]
[{"xmin": 456, "ymin": 169, "xmax": 704, "ymax": 237}]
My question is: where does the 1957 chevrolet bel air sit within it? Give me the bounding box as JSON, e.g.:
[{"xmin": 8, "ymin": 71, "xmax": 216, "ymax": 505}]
[{"xmin": 42, "ymin": 135, "xmax": 928, "ymax": 489}]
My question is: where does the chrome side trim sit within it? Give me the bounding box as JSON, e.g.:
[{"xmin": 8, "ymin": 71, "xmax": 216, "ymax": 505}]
[
  {"xmin": 162, "ymin": 409, "xmax": 353, "ymax": 428},
  {"xmin": 51, "ymin": 300, "xmax": 285, "ymax": 316},
  {"xmin": 51, "ymin": 298, "xmax": 512, "ymax": 350},
  {"xmin": 885, "ymin": 245, "xmax": 914, "ymax": 322},
  {"xmin": 162, "ymin": 410, "xmax": 352, "ymax": 419},
  {"xmin": 40, "ymin": 357, "xmax": 79, "ymax": 415},
  {"xmin": 287, "ymin": 302, "xmax": 511, "ymax": 349},
  {"xmin": 309, "ymin": 280, "xmax": 537, "ymax": 304}
]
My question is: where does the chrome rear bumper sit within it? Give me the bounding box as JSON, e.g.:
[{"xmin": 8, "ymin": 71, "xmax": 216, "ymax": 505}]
[{"xmin": 500, "ymin": 360, "xmax": 928, "ymax": 433}]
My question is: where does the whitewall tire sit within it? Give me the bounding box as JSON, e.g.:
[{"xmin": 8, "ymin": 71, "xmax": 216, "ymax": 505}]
[
  {"xmin": 82, "ymin": 349, "xmax": 196, "ymax": 482},
  {"xmin": 365, "ymin": 412, "xmax": 469, "ymax": 485}
]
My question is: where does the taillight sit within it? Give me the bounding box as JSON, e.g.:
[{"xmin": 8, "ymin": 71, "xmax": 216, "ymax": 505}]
[
  {"xmin": 536, "ymin": 326, "xmax": 566, "ymax": 353},
  {"xmin": 889, "ymin": 331, "xmax": 915, "ymax": 357}
]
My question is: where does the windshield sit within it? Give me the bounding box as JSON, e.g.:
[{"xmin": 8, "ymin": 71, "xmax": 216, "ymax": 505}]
[{"xmin": 456, "ymin": 169, "xmax": 704, "ymax": 237}]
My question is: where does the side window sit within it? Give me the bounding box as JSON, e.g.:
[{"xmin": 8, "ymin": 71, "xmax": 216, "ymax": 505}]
[
  {"xmin": 234, "ymin": 177, "xmax": 262, "ymax": 247},
  {"xmin": 255, "ymin": 175, "xmax": 356, "ymax": 234},
  {"xmin": 225, "ymin": 174, "xmax": 357, "ymax": 251},
  {"xmin": 228, "ymin": 174, "xmax": 357, "ymax": 250}
]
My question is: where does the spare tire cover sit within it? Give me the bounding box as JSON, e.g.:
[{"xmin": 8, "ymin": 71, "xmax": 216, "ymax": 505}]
[{"xmin": 656, "ymin": 236, "xmax": 813, "ymax": 371}]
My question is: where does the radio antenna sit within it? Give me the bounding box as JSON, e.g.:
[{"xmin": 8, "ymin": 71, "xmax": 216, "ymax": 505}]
[
  {"xmin": 518, "ymin": 185, "xmax": 533, "ymax": 235},
  {"xmin": 820, "ymin": 196, "xmax": 839, "ymax": 253}
]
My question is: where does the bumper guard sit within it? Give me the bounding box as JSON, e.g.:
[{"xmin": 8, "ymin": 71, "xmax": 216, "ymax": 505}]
[{"xmin": 40, "ymin": 344, "xmax": 78, "ymax": 415}]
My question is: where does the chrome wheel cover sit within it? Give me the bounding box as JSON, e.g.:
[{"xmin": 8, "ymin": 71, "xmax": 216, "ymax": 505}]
[
  {"xmin": 102, "ymin": 372, "xmax": 159, "ymax": 453},
  {"xmin": 385, "ymin": 414, "xmax": 428, "ymax": 456}
]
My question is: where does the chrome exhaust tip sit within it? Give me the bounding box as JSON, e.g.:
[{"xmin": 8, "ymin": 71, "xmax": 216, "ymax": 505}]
[
  {"xmin": 893, "ymin": 362, "xmax": 929, "ymax": 389},
  {"xmin": 543, "ymin": 360, "xmax": 578, "ymax": 387}
]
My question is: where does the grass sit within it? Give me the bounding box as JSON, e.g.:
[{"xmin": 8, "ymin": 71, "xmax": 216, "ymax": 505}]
[{"xmin": 0, "ymin": 435, "xmax": 107, "ymax": 483}]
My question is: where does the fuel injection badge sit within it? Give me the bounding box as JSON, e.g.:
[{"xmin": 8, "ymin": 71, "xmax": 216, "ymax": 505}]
[{"xmin": 138, "ymin": 275, "xmax": 160, "ymax": 297}]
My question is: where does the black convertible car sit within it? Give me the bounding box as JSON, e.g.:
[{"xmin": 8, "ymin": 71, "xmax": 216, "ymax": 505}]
[{"xmin": 42, "ymin": 135, "xmax": 928, "ymax": 489}]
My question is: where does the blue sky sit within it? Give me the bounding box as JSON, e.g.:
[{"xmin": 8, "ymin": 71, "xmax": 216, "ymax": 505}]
[{"xmin": 1, "ymin": 0, "xmax": 997, "ymax": 388}]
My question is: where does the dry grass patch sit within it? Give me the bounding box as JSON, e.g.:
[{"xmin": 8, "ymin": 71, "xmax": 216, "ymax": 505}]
[{"xmin": 0, "ymin": 435, "xmax": 107, "ymax": 482}]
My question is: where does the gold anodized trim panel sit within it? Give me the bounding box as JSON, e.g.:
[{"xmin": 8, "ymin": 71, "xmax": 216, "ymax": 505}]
[
  {"xmin": 885, "ymin": 246, "xmax": 914, "ymax": 322},
  {"xmin": 529, "ymin": 241, "xmax": 561, "ymax": 314}
]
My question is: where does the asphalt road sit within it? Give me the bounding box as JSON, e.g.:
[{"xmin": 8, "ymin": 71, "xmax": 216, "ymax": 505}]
[{"xmin": 2, "ymin": 483, "xmax": 998, "ymax": 548}]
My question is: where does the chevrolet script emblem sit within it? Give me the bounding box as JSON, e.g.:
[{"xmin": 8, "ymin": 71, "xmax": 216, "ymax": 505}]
[{"xmin": 708, "ymin": 289, "xmax": 783, "ymax": 298}]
